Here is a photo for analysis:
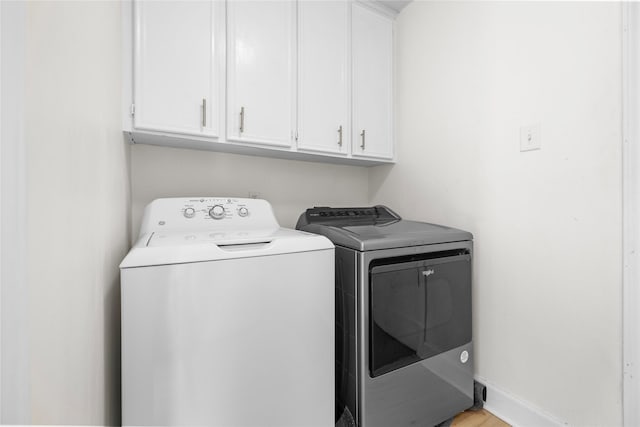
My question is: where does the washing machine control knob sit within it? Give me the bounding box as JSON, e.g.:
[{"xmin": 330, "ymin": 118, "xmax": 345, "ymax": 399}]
[
  {"xmin": 238, "ymin": 207, "xmax": 249, "ymax": 217},
  {"xmin": 209, "ymin": 205, "xmax": 225, "ymax": 220},
  {"xmin": 183, "ymin": 207, "xmax": 196, "ymax": 218}
]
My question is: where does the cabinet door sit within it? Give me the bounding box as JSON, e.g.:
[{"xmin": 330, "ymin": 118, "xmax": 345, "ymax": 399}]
[
  {"xmin": 297, "ymin": 1, "xmax": 349, "ymax": 155},
  {"xmin": 352, "ymin": 3, "xmax": 393, "ymax": 159},
  {"xmin": 134, "ymin": 0, "xmax": 218, "ymax": 137},
  {"xmin": 227, "ymin": 1, "xmax": 295, "ymax": 147}
]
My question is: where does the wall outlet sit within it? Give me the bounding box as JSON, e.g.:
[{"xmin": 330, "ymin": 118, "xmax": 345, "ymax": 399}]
[
  {"xmin": 248, "ymin": 191, "xmax": 260, "ymax": 199},
  {"xmin": 520, "ymin": 124, "xmax": 541, "ymax": 152}
]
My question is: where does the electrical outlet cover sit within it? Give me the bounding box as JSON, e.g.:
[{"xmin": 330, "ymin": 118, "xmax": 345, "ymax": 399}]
[{"xmin": 520, "ymin": 124, "xmax": 541, "ymax": 152}]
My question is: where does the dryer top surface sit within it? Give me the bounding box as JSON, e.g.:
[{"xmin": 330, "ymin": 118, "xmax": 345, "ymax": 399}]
[{"xmin": 296, "ymin": 206, "xmax": 472, "ymax": 251}]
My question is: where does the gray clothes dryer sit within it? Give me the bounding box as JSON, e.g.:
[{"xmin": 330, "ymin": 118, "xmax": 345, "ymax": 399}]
[{"xmin": 296, "ymin": 206, "xmax": 474, "ymax": 427}]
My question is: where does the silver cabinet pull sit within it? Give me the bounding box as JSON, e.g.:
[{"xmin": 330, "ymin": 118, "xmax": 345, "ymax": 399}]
[
  {"xmin": 360, "ymin": 129, "xmax": 366, "ymax": 149},
  {"xmin": 202, "ymin": 99, "xmax": 207, "ymax": 127},
  {"xmin": 239, "ymin": 107, "xmax": 245, "ymax": 134},
  {"xmin": 338, "ymin": 125, "xmax": 343, "ymax": 146}
]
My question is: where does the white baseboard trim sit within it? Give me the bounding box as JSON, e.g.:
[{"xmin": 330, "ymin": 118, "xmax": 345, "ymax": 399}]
[{"xmin": 475, "ymin": 375, "xmax": 567, "ymax": 427}]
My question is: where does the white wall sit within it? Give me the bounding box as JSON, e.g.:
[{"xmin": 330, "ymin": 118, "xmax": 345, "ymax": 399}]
[
  {"xmin": 1, "ymin": 1, "xmax": 29, "ymax": 423},
  {"xmin": 23, "ymin": 1, "xmax": 129, "ymax": 424},
  {"xmin": 624, "ymin": 4, "xmax": 640, "ymax": 426},
  {"xmin": 370, "ymin": 2, "xmax": 622, "ymax": 425},
  {"xmin": 130, "ymin": 144, "xmax": 369, "ymax": 237}
]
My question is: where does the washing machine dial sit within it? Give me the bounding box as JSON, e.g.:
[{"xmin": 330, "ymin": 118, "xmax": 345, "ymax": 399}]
[
  {"xmin": 183, "ymin": 207, "xmax": 196, "ymax": 219},
  {"xmin": 238, "ymin": 207, "xmax": 249, "ymax": 217},
  {"xmin": 209, "ymin": 205, "xmax": 226, "ymax": 220}
]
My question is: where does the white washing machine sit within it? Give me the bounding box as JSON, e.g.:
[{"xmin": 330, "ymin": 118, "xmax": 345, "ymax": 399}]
[{"xmin": 120, "ymin": 197, "xmax": 334, "ymax": 427}]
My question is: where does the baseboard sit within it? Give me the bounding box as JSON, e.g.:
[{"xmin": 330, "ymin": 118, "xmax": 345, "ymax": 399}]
[{"xmin": 475, "ymin": 375, "xmax": 567, "ymax": 427}]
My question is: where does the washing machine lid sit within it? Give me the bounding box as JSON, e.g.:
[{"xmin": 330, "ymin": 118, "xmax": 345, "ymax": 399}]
[
  {"xmin": 145, "ymin": 227, "xmax": 283, "ymax": 248},
  {"xmin": 120, "ymin": 227, "xmax": 332, "ymax": 268},
  {"xmin": 296, "ymin": 206, "xmax": 472, "ymax": 251}
]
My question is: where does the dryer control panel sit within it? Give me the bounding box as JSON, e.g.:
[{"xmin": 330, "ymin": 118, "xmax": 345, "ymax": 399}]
[{"xmin": 138, "ymin": 197, "xmax": 280, "ymax": 235}]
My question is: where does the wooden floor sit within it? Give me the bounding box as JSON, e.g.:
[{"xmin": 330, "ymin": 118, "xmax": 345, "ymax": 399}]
[{"xmin": 452, "ymin": 409, "xmax": 510, "ymax": 427}]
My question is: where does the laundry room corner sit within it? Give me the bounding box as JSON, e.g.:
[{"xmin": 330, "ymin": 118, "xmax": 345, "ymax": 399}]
[{"xmin": 0, "ymin": 0, "xmax": 633, "ymax": 425}]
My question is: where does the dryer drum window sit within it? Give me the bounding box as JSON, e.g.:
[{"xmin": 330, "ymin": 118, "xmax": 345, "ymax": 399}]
[{"xmin": 369, "ymin": 251, "xmax": 472, "ymax": 377}]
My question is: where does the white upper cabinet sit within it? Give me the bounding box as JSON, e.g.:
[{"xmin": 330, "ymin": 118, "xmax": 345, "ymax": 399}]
[
  {"xmin": 226, "ymin": 1, "xmax": 295, "ymax": 147},
  {"xmin": 297, "ymin": 1, "xmax": 350, "ymax": 155},
  {"xmin": 352, "ymin": 2, "xmax": 394, "ymax": 159},
  {"xmin": 133, "ymin": 1, "xmax": 219, "ymax": 137},
  {"xmin": 127, "ymin": 0, "xmax": 395, "ymax": 165}
]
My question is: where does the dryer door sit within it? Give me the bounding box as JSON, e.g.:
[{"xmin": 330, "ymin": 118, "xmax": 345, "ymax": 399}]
[{"xmin": 369, "ymin": 252, "xmax": 471, "ymax": 377}]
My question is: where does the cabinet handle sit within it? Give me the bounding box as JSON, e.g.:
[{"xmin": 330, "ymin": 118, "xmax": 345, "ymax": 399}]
[
  {"xmin": 202, "ymin": 99, "xmax": 207, "ymax": 127},
  {"xmin": 239, "ymin": 107, "xmax": 245, "ymax": 134},
  {"xmin": 338, "ymin": 125, "xmax": 343, "ymax": 146},
  {"xmin": 360, "ymin": 129, "xmax": 366, "ymax": 150}
]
